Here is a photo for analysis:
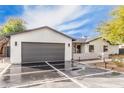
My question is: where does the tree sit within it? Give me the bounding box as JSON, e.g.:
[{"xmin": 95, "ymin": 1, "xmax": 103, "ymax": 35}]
[
  {"xmin": 98, "ymin": 6, "xmax": 124, "ymax": 45},
  {"xmin": 0, "ymin": 18, "xmax": 26, "ymax": 55},
  {"xmin": 0, "ymin": 18, "xmax": 26, "ymax": 36}
]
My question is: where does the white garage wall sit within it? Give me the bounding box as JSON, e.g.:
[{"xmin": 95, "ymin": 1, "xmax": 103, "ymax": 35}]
[{"xmin": 10, "ymin": 28, "xmax": 72, "ymax": 64}]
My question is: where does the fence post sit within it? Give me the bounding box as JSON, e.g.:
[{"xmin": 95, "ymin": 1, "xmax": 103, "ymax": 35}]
[
  {"xmin": 71, "ymin": 58, "xmax": 74, "ymax": 67},
  {"xmin": 104, "ymin": 58, "xmax": 107, "ymax": 68},
  {"xmin": 79, "ymin": 57, "xmax": 80, "ymax": 62}
]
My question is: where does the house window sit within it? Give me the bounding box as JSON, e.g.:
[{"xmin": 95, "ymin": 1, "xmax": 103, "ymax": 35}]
[
  {"xmin": 89, "ymin": 45, "xmax": 94, "ymax": 52},
  {"xmin": 103, "ymin": 45, "xmax": 108, "ymax": 52},
  {"xmin": 77, "ymin": 45, "xmax": 81, "ymax": 53}
]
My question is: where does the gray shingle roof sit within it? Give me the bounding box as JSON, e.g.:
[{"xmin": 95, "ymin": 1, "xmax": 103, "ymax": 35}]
[{"xmin": 73, "ymin": 36, "xmax": 101, "ymax": 43}]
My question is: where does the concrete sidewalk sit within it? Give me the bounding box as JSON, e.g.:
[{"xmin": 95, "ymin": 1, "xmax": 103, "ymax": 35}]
[{"xmin": 78, "ymin": 59, "xmax": 112, "ymax": 64}]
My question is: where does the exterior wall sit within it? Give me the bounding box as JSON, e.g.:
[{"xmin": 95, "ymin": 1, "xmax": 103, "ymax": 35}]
[
  {"xmin": 10, "ymin": 28, "xmax": 72, "ymax": 64},
  {"xmin": 73, "ymin": 53, "xmax": 100, "ymax": 60},
  {"xmin": 84, "ymin": 38, "xmax": 119, "ymax": 57},
  {"xmin": 81, "ymin": 44, "xmax": 85, "ymax": 53},
  {"xmin": 119, "ymin": 44, "xmax": 124, "ymax": 48},
  {"xmin": 73, "ymin": 38, "xmax": 119, "ymax": 60}
]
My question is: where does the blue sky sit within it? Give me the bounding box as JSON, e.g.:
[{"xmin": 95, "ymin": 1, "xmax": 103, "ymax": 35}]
[{"xmin": 0, "ymin": 5, "xmax": 116, "ymax": 38}]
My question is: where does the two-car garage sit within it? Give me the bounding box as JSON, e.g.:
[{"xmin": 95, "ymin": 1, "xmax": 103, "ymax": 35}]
[
  {"xmin": 10, "ymin": 26, "xmax": 73, "ymax": 65},
  {"xmin": 22, "ymin": 42, "xmax": 65, "ymax": 64}
]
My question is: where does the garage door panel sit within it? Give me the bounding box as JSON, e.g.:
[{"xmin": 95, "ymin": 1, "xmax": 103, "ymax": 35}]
[{"xmin": 22, "ymin": 42, "xmax": 65, "ymax": 63}]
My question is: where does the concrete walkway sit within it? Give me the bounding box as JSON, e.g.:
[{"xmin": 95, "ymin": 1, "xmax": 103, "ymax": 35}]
[{"xmin": 78, "ymin": 59, "xmax": 112, "ymax": 64}]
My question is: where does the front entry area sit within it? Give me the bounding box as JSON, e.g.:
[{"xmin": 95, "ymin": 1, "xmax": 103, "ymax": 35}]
[{"xmin": 21, "ymin": 42, "xmax": 65, "ymax": 64}]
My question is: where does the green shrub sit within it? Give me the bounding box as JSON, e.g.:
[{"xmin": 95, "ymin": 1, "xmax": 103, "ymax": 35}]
[{"xmin": 112, "ymin": 72, "xmax": 121, "ymax": 76}]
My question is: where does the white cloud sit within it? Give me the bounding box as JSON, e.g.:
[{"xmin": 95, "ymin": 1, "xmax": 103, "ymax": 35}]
[
  {"xmin": 65, "ymin": 30, "xmax": 81, "ymax": 35},
  {"xmin": 65, "ymin": 28, "xmax": 90, "ymax": 36},
  {"xmin": 21, "ymin": 5, "xmax": 92, "ymax": 30},
  {"xmin": 57, "ymin": 18, "xmax": 91, "ymax": 31},
  {"xmin": 22, "ymin": 6, "xmax": 80, "ymax": 29},
  {"xmin": 64, "ymin": 6, "xmax": 92, "ymax": 22}
]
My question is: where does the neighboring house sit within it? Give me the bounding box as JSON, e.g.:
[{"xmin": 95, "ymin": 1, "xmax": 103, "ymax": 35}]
[{"xmin": 73, "ymin": 37, "xmax": 119, "ymax": 60}]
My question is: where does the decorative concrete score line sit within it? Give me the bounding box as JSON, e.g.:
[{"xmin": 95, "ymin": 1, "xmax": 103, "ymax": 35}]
[
  {"xmin": 45, "ymin": 61, "xmax": 87, "ymax": 88},
  {"xmin": 2, "ymin": 69, "xmax": 59, "ymax": 77},
  {"xmin": 11, "ymin": 77, "xmax": 68, "ymax": 88},
  {"xmin": 0, "ymin": 64, "xmax": 11, "ymax": 77},
  {"xmin": 11, "ymin": 70, "xmax": 112, "ymax": 88}
]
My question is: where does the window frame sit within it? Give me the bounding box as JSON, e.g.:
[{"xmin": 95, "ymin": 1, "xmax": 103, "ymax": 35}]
[
  {"xmin": 103, "ymin": 45, "xmax": 108, "ymax": 52},
  {"xmin": 89, "ymin": 45, "xmax": 94, "ymax": 52}
]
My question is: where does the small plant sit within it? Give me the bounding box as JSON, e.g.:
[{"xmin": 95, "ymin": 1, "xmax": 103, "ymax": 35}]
[
  {"xmin": 112, "ymin": 72, "xmax": 121, "ymax": 76},
  {"xmin": 114, "ymin": 61, "xmax": 124, "ymax": 67}
]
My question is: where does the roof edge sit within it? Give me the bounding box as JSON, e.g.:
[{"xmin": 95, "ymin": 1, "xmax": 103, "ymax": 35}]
[
  {"xmin": 86, "ymin": 37, "xmax": 101, "ymax": 43},
  {"xmin": 9, "ymin": 26, "xmax": 76, "ymax": 40}
]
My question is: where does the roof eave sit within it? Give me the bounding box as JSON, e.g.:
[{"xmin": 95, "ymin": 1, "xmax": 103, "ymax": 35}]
[{"xmin": 9, "ymin": 26, "xmax": 75, "ymax": 40}]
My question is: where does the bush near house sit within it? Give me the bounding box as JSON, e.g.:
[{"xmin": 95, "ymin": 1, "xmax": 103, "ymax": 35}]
[
  {"xmin": 114, "ymin": 61, "xmax": 124, "ymax": 67},
  {"xmin": 111, "ymin": 54, "xmax": 124, "ymax": 67}
]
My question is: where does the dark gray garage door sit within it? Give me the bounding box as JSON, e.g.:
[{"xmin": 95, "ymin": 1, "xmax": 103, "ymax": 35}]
[{"xmin": 22, "ymin": 42, "xmax": 65, "ymax": 63}]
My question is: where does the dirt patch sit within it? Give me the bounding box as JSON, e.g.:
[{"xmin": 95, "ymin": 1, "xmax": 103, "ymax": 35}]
[
  {"xmin": 91, "ymin": 62, "xmax": 124, "ymax": 72},
  {"xmin": 111, "ymin": 54, "xmax": 124, "ymax": 58}
]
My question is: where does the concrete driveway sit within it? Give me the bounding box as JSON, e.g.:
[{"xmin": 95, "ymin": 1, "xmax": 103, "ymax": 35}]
[
  {"xmin": 79, "ymin": 78, "xmax": 124, "ymax": 88},
  {"xmin": 0, "ymin": 61, "xmax": 124, "ymax": 88}
]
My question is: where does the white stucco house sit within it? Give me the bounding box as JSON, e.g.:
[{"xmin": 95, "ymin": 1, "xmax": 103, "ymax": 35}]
[
  {"xmin": 8, "ymin": 26, "xmax": 120, "ymax": 64},
  {"xmin": 73, "ymin": 37, "xmax": 119, "ymax": 60},
  {"xmin": 10, "ymin": 26, "xmax": 74, "ymax": 65}
]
